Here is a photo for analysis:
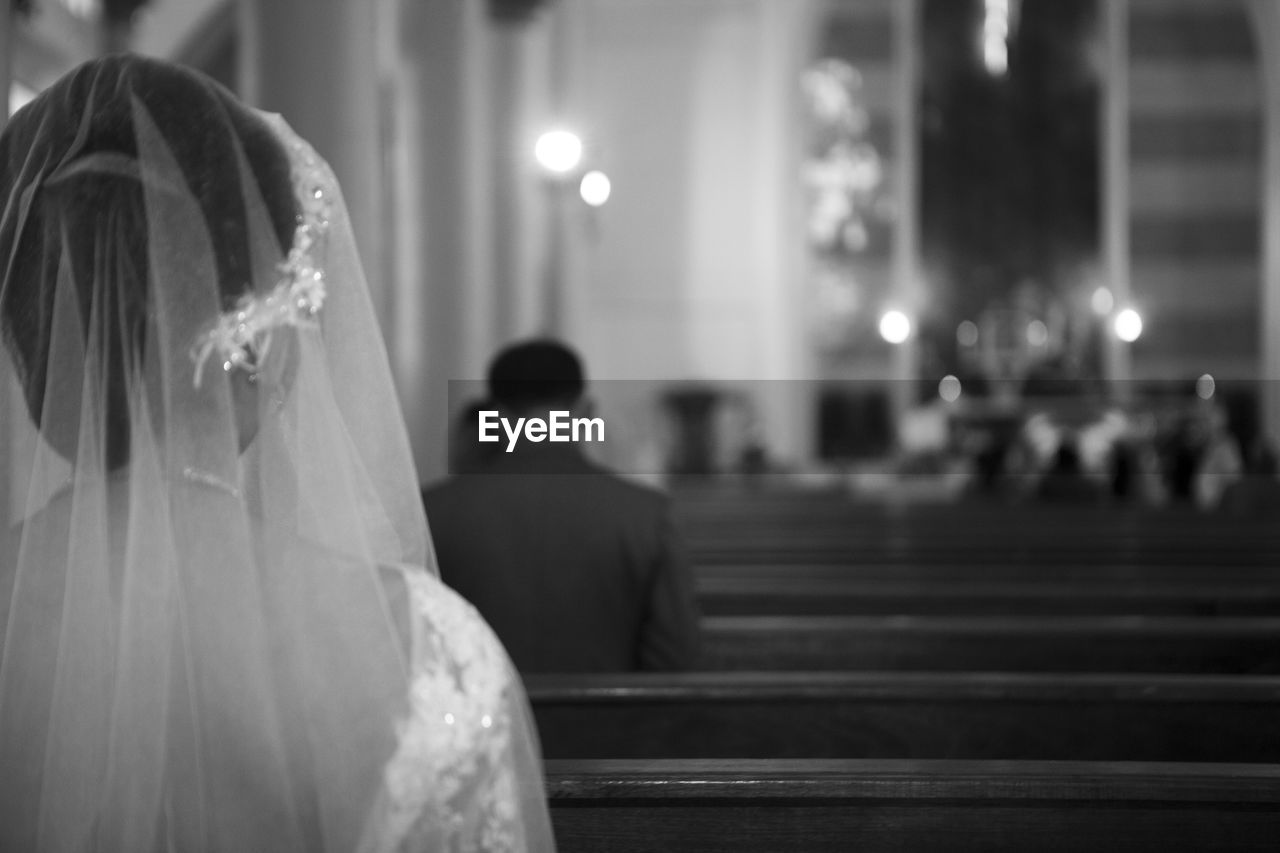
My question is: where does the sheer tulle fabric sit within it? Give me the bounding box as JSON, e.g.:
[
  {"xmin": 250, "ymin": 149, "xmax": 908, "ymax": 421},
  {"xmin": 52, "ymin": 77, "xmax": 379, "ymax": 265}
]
[{"xmin": 0, "ymin": 57, "xmax": 552, "ymax": 852}]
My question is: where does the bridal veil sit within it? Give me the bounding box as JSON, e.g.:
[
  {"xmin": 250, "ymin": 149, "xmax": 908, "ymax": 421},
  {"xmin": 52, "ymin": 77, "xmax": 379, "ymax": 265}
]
[{"xmin": 0, "ymin": 55, "xmax": 552, "ymax": 851}]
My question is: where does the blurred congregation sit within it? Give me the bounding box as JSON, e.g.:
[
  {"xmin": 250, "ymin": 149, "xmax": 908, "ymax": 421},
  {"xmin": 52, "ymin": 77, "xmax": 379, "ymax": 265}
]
[{"xmin": 6, "ymin": 0, "xmax": 1280, "ymax": 849}]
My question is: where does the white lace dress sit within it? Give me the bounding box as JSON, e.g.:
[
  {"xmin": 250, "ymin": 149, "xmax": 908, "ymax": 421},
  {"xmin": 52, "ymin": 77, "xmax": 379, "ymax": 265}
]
[{"xmin": 359, "ymin": 569, "xmax": 545, "ymax": 853}]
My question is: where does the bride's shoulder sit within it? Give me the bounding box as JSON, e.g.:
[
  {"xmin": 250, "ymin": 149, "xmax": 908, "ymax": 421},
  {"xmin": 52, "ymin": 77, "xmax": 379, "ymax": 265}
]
[
  {"xmin": 365, "ymin": 566, "xmax": 525, "ymax": 853},
  {"xmin": 398, "ymin": 566, "xmax": 511, "ymax": 677}
]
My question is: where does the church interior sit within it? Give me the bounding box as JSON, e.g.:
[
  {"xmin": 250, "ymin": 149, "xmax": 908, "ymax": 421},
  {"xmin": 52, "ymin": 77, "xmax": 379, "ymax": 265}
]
[
  {"xmin": 6, "ymin": 0, "xmax": 1280, "ymax": 848},
  {"xmin": 7, "ymin": 0, "xmax": 1279, "ymax": 485}
]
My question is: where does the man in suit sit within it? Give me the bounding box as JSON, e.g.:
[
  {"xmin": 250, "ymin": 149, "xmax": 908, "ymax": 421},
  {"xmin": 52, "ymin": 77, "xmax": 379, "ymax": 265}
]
[{"xmin": 423, "ymin": 339, "xmax": 701, "ymax": 672}]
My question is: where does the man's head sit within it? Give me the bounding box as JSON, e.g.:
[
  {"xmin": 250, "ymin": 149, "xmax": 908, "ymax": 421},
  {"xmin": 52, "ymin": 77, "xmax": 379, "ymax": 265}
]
[{"xmin": 487, "ymin": 339, "xmax": 587, "ymax": 412}]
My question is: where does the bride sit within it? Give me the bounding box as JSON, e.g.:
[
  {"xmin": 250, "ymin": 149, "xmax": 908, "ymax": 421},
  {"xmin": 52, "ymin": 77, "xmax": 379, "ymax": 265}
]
[{"xmin": 0, "ymin": 55, "xmax": 555, "ymax": 851}]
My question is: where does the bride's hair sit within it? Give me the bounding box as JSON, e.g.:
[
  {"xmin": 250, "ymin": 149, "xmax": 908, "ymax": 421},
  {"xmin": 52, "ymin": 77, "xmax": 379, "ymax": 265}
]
[{"xmin": 0, "ymin": 55, "xmax": 298, "ymax": 469}]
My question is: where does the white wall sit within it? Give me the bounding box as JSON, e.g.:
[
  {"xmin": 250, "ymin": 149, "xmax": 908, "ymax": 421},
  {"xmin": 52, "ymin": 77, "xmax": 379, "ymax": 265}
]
[{"xmin": 568, "ymin": 0, "xmax": 818, "ymax": 471}]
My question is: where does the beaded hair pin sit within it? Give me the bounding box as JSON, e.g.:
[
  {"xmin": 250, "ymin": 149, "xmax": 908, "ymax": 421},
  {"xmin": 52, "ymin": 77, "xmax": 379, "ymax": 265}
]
[{"xmin": 190, "ymin": 125, "xmax": 334, "ymax": 388}]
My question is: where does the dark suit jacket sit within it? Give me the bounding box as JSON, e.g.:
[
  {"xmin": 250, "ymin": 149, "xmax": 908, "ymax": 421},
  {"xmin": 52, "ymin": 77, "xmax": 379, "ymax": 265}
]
[{"xmin": 422, "ymin": 444, "xmax": 701, "ymax": 673}]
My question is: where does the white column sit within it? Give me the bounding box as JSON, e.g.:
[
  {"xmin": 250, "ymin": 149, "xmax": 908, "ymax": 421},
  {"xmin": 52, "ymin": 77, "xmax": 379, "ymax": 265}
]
[
  {"xmin": 505, "ymin": 17, "xmax": 556, "ymax": 342},
  {"xmin": 491, "ymin": 23, "xmax": 541, "ymax": 342},
  {"xmin": 754, "ymin": 0, "xmax": 819, "ymax": 469},
  {"xmin": 1, "ymin": 0, "xmax": 11, "ymax": 526},
  {"xmin": 385, "ymin": 0, "xmax": 496, "ymax": 483},
  {"xmin": 237, "ymin": 0, "xmax": 386, "ymax": 326},
  {"xmin": 890, "ymin": 0, "xmax": 921, "ymax": 429},
  {"xmin": 1102, "ymin": 0, "xmax": 1132, "ymax": 398},
  {"xmin": 1, "ymin": 0, "xmax": 11, "ymax": 131},
  {"xmin": 1248, "ymin": 0, "xmax": 1280, "ymax": 447},
  {"xmin": 537, "ymin": 0, "xmax": 589, "ymax": 343}
]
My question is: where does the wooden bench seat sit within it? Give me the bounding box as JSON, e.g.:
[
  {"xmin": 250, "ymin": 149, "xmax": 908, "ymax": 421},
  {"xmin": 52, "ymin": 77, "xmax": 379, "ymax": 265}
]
[
  {"xmin": 701, "ymin": 615, "xmax": 1280, "ymax": 672},
  {"xmin": 689, "ymin": 544, "xmax": 1280, "ymax": 566},
  {"xmin": 700, "ymin": 560, "xmax": 1280, "ymax": 583},
  {"xmin": 682, "ymin": 518, "xmax": 1280, "ymax": 541},
  {"xmin": 697, "ymin": 576, "xmax": 1280, "ymax": 616},
  {"xmin": 679, "ymin": 506, "xmax": 1280, "ymax": 567},
  {"xmin": 546, "ymin": 758, "xmax": 1280, "ymax": 851},
  {"xmin": 529, "ymin": 671, "xmax": 1280, "ymax": 761}
]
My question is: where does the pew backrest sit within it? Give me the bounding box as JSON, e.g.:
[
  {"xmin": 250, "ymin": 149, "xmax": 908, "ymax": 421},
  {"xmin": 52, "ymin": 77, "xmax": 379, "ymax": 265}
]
[
  {"xmin": 697, "ymin": 576, "xmax": 1280, "ymax": 616},
  {"xmin": 547, "ymin": 758, "xmax": 1280, "ymax": 852},
  {"xmin": 701, "ymin": 615, "xmax": 1280, "ymax": 672},
  {"xmin": 528, "ymin": 671, "xmax": 1280, "ymax": 761}
]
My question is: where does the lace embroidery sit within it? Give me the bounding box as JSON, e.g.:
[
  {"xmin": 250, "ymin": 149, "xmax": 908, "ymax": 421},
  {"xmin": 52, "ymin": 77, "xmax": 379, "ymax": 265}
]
[
  {"xmin": 190, "ymin": 118, "xmax": 333, "ymax": 387},
  {"xmin": 370, "ymin": 568, "xmax": 521, "ymax": 853}
]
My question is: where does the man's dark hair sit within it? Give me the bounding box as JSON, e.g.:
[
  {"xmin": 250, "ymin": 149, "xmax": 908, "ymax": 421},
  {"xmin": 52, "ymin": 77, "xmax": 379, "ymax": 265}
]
[{"xmin": 487, "ymin": 339, "xmax": 586, "ymax": 409}]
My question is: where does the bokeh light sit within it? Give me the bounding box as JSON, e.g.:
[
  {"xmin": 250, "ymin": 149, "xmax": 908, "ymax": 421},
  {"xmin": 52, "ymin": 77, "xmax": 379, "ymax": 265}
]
[
  {"xmin": 1114, "ymin": 308, "xmax": 1143, "ymax": 343},
  {"xmin": 939, "ymin": 375, "xmax": 962, "ymax": 403},
  {"xmin": 535, "ymin": 130, "xmax": 584, "ymax": 174},
  {"xmin": 1026, "ymin": 320, "xmax": 1048, "ymax": 347},
  {"xmin": 1196, "ymin": 374, "xmax": 1216, "ymax": 400},
  {"xmin": 982, "ymin": 0, "xmax": 1011, "ymax": 75},
  {"xmin": 956, "ymin": 320, "xmax": 979, "ymax": 347},
  {"xmin": 62, "ymin": 0, "xmax": 97, "ymax": 19},
  {"xmin": 579, "ymin": 170, "xmax": 612, "ymax": 206},
  {"xmin": 983, "ymin": 37, "xmax": 1008, "ymax": 75},
  {"xmin": 1090, "ymin": 286, "xmax": 1114, "ymax": 316},
  {"xmin": 879, "ymin": 309, "xmax": 911, "ymax": 344}
]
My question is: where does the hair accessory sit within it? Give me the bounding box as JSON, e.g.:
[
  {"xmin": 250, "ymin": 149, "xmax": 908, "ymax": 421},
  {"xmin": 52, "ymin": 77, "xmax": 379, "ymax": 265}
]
[
  {"xmin": 190, "ymin": 135, "xmax": 335, "ymax": 387},
  {"xmin": 181, "ymin": 466, "xmax": 243, "ymax": 500}
]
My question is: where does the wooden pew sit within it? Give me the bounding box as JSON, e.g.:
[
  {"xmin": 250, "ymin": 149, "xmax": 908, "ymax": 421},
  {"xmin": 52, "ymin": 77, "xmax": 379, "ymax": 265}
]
[
  {"xmin": 546, "ymin": 758, "xmax": 1280, "ymax": 851},
  {"xmin": 528, "ymin": 672, "xmax": 1280, "ymax": 761},
  {"xmin": 700, "ymin": 615, "xmax": 1280, "ymax": 672},
  {"xmin": 689, "ymin": 542, "xmax": 1280, "ymax": 567},
  {"xmin": 697, "ymin": 576, "xmax": 1280, "ymax": 616},
  {"xmin": 700, "ymin": 558, "xmax": 1280, "ymax": 583},
  {"xmin": 675, "ymin": 501, "xmax": 1276, "ymax": 532},
  {"xmin": 678, "ymin": 505, "xmax": 1280, "ymax": 567},
  {"xmin": 673, "ymin": 497, "xmax": 1270, "ymax": 528}
]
